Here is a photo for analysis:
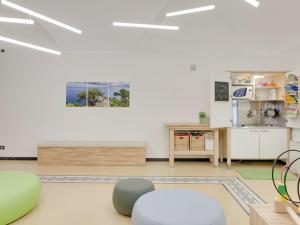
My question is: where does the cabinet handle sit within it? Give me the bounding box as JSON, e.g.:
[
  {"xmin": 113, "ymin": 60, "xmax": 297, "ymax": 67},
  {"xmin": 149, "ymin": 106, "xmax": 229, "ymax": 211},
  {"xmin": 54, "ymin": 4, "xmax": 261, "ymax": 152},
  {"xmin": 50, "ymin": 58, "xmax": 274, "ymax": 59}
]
[
  {"xmin": 249, "ymin": 130, "xmax": 258, "ymax": 133},
  {"xmin": 261, "ymin": 130, "xmax": 269, "ymax": 132}
]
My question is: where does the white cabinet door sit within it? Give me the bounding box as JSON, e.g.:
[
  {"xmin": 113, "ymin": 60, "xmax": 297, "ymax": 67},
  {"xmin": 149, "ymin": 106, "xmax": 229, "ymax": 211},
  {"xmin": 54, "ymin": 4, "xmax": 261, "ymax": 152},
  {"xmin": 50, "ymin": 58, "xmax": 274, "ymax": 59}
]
[
  {"xmin": 259, "ymin": 129, "xmax": 288, "ymax": 159},
  {"xmin": 231, "ymin": 128, "xmax": 260, "ymax": 159}
]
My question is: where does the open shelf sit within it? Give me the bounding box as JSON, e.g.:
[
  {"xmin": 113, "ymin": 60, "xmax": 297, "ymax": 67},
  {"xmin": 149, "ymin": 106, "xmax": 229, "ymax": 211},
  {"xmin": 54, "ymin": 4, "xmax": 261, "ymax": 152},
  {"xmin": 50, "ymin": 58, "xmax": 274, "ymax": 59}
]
[
  {"xmin": 285, "ymin": 73, "xmax": 299, "ymax": 117},
  {"xmin": 174, "ymin": 150, "xmax": 215, "ymax": 156},
  {"xmin": 231, "ymin": 72, "xmax": 286, "ymax": 102}
]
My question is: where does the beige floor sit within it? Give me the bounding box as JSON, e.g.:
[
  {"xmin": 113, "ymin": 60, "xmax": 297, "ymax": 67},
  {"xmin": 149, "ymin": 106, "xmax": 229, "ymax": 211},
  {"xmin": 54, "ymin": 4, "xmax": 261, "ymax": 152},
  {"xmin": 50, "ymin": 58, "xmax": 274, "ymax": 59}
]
[{"xmin": 0, "ymin": 161, "xmax": 295, "ymax": 225}]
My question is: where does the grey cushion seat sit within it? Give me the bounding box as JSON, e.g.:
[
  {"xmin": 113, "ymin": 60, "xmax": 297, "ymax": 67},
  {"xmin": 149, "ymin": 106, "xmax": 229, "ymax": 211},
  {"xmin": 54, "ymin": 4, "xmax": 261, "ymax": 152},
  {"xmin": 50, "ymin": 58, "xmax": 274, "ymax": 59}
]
[
  {"xmin": 113, "ymin": 178, "xmax": 155, "ymax": 217},
  {"xmin": 132, "ymin": 189, "xmax": 227, "ymax": 225}
]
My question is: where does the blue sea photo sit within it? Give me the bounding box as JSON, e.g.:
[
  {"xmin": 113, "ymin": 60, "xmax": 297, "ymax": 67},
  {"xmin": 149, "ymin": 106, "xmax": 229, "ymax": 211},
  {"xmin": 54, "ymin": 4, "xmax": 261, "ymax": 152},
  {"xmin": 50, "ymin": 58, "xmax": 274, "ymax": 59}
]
[
  {"xmin": 88, "ymin": 82, "xmax": 109, "ymax": 107},
  {"xmin": 66, "ymin": 82, "xmax": 130, "ymax": 108},
  {"xmin": 66, "ymin": 82, "xmax": 87, "ymax": 107},
  {"xmin": 109, "ymin": 82, "xmax": 130, "ymax": 107}
]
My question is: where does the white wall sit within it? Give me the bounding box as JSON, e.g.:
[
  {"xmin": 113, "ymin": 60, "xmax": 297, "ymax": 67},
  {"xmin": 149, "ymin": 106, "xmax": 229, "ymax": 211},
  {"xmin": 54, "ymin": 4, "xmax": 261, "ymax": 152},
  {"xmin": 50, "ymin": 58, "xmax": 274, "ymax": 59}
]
[
  {"xmin": 0, "ymin": 49, "xmax": 297, "ymax": 158},
  {"xmin": 1, "ymin": 51, "xmax": 211, "ymax": 158}
]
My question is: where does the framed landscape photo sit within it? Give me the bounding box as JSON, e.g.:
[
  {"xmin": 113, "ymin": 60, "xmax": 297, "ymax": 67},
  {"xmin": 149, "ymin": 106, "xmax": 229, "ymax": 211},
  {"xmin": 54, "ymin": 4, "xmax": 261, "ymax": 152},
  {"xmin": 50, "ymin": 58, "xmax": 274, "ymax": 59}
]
[
  {"xmin": 109, "ymin": 82, "xmax": 130, "ymax": 107},
  {"xmin": 215, "ymin": 81, "xmax": 229, "ymax": 102},
  {"xmin": 66, "ymin": 82, "xmax": 130, "ymax": 108},
  {"xmin": 88, "ymin": 82, "xmax": 109, "ymax": 107},
  {"xmin": 66, "ymin": 82, "xmax": 87, "ymax": 107}
]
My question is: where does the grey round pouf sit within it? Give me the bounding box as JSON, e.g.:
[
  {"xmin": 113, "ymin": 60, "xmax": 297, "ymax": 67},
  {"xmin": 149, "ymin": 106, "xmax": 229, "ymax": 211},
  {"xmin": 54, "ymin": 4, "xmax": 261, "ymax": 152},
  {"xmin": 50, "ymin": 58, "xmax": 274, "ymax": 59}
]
[
  {"xmin": 113, "ymin": 178, "xmax": 155, "ymax": 217},
  {"xmin": 132, "ymin": 189, "xmax": 227, "ymax": 225}
]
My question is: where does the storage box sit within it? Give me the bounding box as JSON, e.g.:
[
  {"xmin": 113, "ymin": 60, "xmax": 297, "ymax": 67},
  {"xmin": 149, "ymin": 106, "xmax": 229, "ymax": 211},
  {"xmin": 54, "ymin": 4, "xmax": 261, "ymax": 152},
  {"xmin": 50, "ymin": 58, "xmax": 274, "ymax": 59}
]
[
  {"xmin": 175, "ymin": 134, "xmax": 189, "ymax": 151},
  {"xmin": 190, "ymin": 135, "xmax": 205, "ymax": 151},
  {"xmin": 205, "ymin": 139, "xmax": 214, "ymax": 151},
  {"xmin": 205, "ymin": 133, "xmax": 214, "ymax": 151}
]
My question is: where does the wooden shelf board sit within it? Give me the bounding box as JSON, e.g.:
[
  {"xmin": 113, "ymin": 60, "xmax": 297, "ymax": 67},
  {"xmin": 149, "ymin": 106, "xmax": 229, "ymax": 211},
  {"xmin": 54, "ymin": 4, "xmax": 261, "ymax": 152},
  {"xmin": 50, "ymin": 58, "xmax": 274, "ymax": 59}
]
[
  {"xmin": 255, "ymin": 86, "xmax": 281, "ymax": 89},
  {"xmin": 165, "ymin": 123, "xmax": 214, "ymax": 131},
  {"xmin": 251, "ymin": 99, "xmax": 285, "ymax": 102},
  {"xmin": 232, "ymin": 84, "xmax": 253, "ymax": 86},
  {"xmin": 286, "ymin": 82, "xmax": 299, "ymax": 85},
  {"xmin": 228, "ymin": 70, "xmax": 290, "ymax": 73},
  {"xmin": 174, "ymin": 150, "xmax": 215, "ymax": 156}
]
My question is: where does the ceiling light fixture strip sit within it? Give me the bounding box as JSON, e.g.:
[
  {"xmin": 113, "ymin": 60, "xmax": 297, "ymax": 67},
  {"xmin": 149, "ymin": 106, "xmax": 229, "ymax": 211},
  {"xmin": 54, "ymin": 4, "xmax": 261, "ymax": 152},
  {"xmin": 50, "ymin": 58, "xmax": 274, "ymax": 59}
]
[
  {"xmin": 1, "ymin": 0, "xmax": 82, "ymax": 34},
  {"xmin": 244, "ymin": 0, "xmax": 260, "ymax": 7},
  {"xmin": 166, "ymin": 5, "xmax": 216, "ymax": 17},
  {"xmin": 0, "ymin": 16, "xmax": 34, "ymax": 24},
  {"xmin": 113, "ymin": 22, "xmax": 179, "ymax": 30},
  {"xmin": 0, "ymin": 36, "xmax": 61, "ymax": 55}
]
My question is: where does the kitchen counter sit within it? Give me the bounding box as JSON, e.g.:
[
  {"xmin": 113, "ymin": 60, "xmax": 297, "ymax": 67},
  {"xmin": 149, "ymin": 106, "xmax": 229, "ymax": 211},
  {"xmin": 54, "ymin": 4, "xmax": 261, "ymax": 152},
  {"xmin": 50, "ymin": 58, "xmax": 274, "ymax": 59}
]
[
  {"xmin": 230, "ymin": 126, "xmax": 289, "ymax": 161},
  {"xmin": 232, "ymin": 125, "xmax": 286, "ymax": 129}
]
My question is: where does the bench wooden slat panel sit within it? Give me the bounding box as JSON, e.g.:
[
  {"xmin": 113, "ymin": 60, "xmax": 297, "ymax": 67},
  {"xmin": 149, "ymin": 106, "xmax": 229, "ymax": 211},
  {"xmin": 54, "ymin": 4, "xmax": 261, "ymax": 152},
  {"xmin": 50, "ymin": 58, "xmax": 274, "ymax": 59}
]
[
  {"xmin": 250, "ymin": 204, "xmax": 295, "ymax": 225},
  {"xmin": 38, "ymin": 142, "xmax": 146, "ymax": 166}
]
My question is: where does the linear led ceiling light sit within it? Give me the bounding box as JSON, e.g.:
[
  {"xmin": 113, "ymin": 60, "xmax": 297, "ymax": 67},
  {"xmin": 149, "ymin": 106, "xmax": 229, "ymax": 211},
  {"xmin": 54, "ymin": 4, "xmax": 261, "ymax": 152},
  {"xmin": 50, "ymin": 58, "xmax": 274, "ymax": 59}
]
[
  {"xmin": 244, "ymin": 0, "xmax": 260, "ymax": 7},
  {"xmin": 166, "ymin": 5, "xmax": 215, "ymax": 17},
  {"xmin": 0, "ymin": 16, "xmax": 34, "ymax": 24},
  {"xmin": 0, "ymin": 35, "xmax": 61, "ymax": 55},
  {"xmin": 1, "ymin": 0, "xmax": 82, "ymax": 34},
  {"xmin": 113, "ymin": 22, "xmax": 179, "ymax": 31}
]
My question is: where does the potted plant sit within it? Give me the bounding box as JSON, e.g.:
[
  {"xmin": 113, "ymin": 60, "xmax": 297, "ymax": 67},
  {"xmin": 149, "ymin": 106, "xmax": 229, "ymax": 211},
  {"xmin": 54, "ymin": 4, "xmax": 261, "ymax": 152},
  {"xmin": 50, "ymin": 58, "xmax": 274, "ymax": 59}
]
[{"xmin": 198, "ymin": 112, "xmax": 207, "ymax": 124}]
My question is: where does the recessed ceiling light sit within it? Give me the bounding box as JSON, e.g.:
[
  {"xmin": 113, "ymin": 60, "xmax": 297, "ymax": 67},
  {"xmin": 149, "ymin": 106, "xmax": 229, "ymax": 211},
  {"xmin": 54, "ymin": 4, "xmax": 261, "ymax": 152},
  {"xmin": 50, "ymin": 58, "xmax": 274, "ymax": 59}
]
[
  {"xmin": 1, "ymin": 0, "xmax": 82, "ymax": 34},
  {"xmin": 244, "ymin": 0, "xmax": 260, "ymax": 8},
  {"xmin": 0, "ymin": 16, "xmax": 34, "ymax": 24},
  {"xmin": 113, "ymin": 22, "xmax": 179, "ymax": 31},
  {"xmin": 166, "ymin": 5, "xmax": 215, "ymax": 17},
  {"xmin": 0, "ymin": 35, "xmax": 61, "ymax": 55}
]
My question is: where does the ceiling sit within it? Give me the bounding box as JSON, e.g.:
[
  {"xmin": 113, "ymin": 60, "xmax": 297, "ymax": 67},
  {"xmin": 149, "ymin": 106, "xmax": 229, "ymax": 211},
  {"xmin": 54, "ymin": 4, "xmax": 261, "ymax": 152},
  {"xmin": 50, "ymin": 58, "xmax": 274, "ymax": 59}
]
[{"xmin": 0, "ymin": 0, "xmax": 300, "ymax": 55}]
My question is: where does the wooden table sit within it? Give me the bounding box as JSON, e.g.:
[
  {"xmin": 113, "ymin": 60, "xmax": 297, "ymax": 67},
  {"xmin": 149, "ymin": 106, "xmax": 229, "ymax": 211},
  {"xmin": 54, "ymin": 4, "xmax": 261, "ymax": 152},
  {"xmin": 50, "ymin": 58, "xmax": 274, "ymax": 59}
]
[
  {"xmin": 250, "ymin": 204, "xmax": 295, "ymax": 225},
  {"xmin": 165, "ymin": 123, "xmax": 220, "ymax": 167}
]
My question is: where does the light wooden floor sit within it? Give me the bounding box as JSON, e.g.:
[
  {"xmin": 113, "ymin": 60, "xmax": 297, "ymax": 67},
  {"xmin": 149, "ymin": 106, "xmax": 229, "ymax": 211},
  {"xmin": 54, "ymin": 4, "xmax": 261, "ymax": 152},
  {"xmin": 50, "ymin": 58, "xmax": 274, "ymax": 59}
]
[{"xmin": 0, "ymin": 161, "xmax": 293, "ymax": 225}]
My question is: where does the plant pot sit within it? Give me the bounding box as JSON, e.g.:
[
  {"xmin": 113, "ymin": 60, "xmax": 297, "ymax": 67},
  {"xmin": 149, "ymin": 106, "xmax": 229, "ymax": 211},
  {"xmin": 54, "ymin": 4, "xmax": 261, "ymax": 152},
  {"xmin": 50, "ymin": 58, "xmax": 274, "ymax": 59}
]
[{"xmin": 199, "ymin": 117, "xmax": 207, "ymax": 124}]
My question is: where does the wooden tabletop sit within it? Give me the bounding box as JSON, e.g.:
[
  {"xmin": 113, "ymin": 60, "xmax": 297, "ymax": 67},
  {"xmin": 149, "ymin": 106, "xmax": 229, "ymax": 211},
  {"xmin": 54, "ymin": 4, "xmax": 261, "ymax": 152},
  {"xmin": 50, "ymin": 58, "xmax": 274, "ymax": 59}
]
[{"xmin": 164, "ymin": 122, "xmax": 214, "ymax": 129}]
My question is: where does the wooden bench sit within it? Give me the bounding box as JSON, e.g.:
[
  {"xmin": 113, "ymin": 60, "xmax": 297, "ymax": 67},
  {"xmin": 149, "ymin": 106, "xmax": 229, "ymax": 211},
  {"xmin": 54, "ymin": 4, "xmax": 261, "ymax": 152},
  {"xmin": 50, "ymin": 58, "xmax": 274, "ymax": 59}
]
[
  {"xmin": 38, "ymin": 141, "xmax": 147, "ymax": 166},
  {"xmin": 250, "ymin": 204, "xmax": 295, "ymax": 225}
]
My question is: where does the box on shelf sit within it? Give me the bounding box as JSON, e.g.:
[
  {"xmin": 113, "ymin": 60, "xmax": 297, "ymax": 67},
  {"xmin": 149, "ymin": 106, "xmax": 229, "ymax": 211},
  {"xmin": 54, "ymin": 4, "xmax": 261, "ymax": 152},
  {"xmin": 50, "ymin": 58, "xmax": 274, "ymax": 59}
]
[
  {"xmin": 190, "ymin": 135, "xmax": 205, "ymax": 151},
  {"xmin": 175, "ymin": 133, "xmax": 189, "ymax": 151},
  {"xmin": 205, "ymin": 132, "xmax": 214, "ymax": 151}
]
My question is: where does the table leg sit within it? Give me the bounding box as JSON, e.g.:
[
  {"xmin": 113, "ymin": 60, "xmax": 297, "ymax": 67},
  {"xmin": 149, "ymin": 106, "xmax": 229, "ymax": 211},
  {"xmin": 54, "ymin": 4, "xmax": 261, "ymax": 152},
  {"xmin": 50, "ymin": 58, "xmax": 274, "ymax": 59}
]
[
  {"xmin": 227, "ymin": 128, "xmax": 231, "ymax": 168},
  {"xmin": 219, "ymin": 129, "xmax": 224, "ymax": 163},
  {"xmin": 169, "ymin": 129, "xmax": 175, "ymax": 167},
  {"xmin": 214, "ymin": 129, "xmax": 219, "ymax": 167}
]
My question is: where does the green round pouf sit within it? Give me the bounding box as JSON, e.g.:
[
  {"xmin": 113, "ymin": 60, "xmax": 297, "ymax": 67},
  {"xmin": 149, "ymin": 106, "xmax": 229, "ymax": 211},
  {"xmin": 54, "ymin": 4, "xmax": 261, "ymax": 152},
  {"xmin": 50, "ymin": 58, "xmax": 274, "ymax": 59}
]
[
  {"xmin": 113, "ymin": 178, "xmax": 155, "ymax": 217},
  {"xmin": 0, "ymin": 171, "xmax": 41, "ymax": 225}
]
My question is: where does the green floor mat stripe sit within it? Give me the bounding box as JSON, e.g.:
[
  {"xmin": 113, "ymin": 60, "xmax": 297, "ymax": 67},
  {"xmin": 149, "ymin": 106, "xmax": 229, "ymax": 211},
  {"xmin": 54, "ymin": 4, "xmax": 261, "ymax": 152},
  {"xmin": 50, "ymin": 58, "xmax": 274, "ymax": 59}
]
[{"xmin": 236, "ymin": 168, "xmax": 296, "ymax": 180}]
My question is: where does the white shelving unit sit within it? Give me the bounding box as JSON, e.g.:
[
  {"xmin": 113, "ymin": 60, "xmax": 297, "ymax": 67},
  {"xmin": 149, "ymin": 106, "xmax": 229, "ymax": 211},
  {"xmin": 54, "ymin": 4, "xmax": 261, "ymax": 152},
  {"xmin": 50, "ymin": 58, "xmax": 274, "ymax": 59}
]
[{"xmin": 229, "ymin": 71, "xmax": 289, "ymax": 162}]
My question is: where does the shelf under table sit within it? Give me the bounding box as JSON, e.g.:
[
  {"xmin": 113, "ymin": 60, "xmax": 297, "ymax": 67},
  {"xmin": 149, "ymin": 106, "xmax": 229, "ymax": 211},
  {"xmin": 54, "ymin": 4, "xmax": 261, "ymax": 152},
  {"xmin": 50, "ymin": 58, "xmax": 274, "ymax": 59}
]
[{"xmin": 174, "ymin": 151, "xmax": 215, "ymax": 156}]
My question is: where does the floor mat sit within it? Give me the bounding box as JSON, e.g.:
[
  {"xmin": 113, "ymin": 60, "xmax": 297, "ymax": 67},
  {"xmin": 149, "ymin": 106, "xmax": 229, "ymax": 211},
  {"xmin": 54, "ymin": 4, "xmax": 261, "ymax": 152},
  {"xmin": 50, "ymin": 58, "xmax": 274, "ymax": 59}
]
[
  {"xmin": 39, "ymin": 175, "xmax": 266, "ymax": 214},
  {"xmin": 236, "ymin": 168, "xmax": 296, "ymax": 180}
]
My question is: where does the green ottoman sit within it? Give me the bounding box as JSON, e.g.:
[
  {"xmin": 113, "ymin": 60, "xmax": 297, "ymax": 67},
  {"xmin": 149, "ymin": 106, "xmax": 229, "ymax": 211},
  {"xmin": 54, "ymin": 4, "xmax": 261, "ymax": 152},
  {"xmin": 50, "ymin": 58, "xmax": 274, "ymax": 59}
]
[
  {"xmin": 113, "ymin": 178, "xmax": 155, "ymax": 217},
  {"xmin": 0, "ymin": 171, "xmax": 41, "ymax": 225}
]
